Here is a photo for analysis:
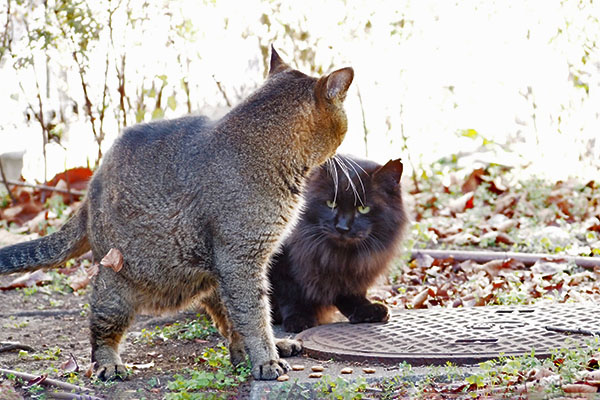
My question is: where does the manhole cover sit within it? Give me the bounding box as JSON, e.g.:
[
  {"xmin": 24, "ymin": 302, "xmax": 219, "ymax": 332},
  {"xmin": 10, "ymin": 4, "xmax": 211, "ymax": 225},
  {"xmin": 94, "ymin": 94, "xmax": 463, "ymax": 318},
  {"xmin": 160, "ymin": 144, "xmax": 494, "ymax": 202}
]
[{"xmin": 295, "ymin": 304, "xmax": 600, "ymax": 365}]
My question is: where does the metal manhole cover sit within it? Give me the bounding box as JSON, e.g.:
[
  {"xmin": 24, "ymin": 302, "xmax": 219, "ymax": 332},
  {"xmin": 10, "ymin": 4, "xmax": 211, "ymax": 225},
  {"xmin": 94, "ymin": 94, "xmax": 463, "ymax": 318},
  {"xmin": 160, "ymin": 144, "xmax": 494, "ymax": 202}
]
[{"xmin": 295, "ymin": 304, "xmax": 600, "ymax": 365}]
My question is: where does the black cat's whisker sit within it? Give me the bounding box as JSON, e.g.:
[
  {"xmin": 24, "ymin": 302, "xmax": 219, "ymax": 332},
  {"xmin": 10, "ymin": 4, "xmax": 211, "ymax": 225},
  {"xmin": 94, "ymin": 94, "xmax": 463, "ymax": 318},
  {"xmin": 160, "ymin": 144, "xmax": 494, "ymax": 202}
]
[
  {"xmin": 333, "ymin": 155, "xmax": 363, "ymax": 206},
  {"xmin": 341, "ymin": 157, "xmax": 367, "ymax": 206},
  {"xmin": 366, "ymin": 235, "xmax": 387, "ymax": 253},
  {"xmin": 344, "ymin": 157, "xmax": 367, "ymax": 175},
  {"xmin": 326, "ymin": 158, "xmax": 340, "ymax": 206}
]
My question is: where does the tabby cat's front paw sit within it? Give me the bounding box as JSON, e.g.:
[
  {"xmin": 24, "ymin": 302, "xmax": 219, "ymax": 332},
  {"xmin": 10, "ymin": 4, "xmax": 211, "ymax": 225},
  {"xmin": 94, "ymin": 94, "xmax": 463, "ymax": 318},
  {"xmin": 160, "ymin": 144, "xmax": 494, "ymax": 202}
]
[
  {"xmin": 349, "ymin": 302, "xmax": 390, "ymax": 324},
  {"xmin": 95, "ymin": 362, "xmax": 129, "ymax": 381},
  {"xmin": 282, "ymin": 314, "xmax": 317, "ymax": 333},
  {"xmin": 276, "ymin": 338, "xmax": 303, "ymax": 357},
  {"xmin": 252, "ymin": 359, "xmax": 291, "ymax": 380}
]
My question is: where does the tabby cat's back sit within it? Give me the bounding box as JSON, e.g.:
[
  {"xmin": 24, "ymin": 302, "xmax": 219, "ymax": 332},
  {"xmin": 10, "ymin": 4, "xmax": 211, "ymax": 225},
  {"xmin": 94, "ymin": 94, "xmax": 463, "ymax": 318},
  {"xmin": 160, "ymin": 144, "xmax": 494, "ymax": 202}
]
[{"xmin": 0, "ymin": 48, "xmax": 354, "ymax": 381}]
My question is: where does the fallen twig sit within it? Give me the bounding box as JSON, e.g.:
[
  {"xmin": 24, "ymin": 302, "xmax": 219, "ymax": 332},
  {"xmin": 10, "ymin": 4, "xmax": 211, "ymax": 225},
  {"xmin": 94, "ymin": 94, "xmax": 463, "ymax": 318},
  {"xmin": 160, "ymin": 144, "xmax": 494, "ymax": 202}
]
[
  {"xmin": 411, "ymin": 249, "xmax": 600, "ymax": 269},
  {"xmin": 0, "ymin": 368, "xmax": 101, "ymax": 399},
  {"xmin": 5, "ymin": 180, "xmax": 85, "ymax": 197},
  {"xmin": 0, "ymin": 309, "xmax": 81, "ymax": 318},
  {"xmin": 0, "ymin": 342, "xmax": 35, "ymax": 353},
  {"xmin": 47, "ymin": 392, "xmax": 102, "ymax": 400},
  {"xmin": 545, "ymin": 326, "xmax": 600, "ymax": 337}
]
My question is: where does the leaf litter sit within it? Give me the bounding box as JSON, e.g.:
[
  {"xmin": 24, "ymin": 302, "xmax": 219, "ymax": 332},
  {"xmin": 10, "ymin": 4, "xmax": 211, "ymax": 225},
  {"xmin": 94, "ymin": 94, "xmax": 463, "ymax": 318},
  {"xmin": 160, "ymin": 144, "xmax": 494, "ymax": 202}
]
[{"xmin": 2, "ymin": 164, "xmax": 600, "ymax": 397}]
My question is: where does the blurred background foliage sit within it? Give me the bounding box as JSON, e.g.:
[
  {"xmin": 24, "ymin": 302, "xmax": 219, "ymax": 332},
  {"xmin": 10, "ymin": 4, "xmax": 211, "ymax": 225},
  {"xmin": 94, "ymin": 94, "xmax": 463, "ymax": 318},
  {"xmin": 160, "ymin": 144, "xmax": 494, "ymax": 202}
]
[{"xmin": 0, "ymin": 0, "xmax": 599, "ymax": 183}]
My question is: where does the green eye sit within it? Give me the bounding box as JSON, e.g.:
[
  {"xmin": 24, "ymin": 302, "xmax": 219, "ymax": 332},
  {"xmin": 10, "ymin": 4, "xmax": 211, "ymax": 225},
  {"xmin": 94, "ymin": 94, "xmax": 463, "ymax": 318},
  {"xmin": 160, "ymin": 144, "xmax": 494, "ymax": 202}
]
[
  {"xmin": 357, "ymin": 205, "xmax": 371, "ymax": 214},
  {"xmin": 326, "ymin": 200, "xmax": 337, "ymax": 208}
]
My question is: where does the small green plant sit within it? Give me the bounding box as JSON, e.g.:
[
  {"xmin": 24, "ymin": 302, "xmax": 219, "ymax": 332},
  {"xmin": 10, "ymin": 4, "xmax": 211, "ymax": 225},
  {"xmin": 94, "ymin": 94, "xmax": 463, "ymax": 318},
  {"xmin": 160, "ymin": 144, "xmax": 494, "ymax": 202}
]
[
  {"xmin": 13, "ymin": 320, "xmax": 29, "ymax": 328},
  {"xmin": 135, "ymin": 314, "xmax": 217, "ymax": 344},
  {"xmin": 26, "ymin": 383, "xmax": 45, "ymax": 397},
  {"xmin": 165, "ymin": 343, "xmax": 250, "ymax": 399},
  {"xmin": 45, "ymin": 195, "xmax": 68, "ymax": 219},
  {"xmin": 33, "ymin": 347, "xmax": 62, "ymax": 361},
  {"xmin": 314, "ymin": 376, "xmax": 368, "ymax": 399},
  {"xmin": 22, "ymin": 286, "xmax": 39, "ymax": 296}
]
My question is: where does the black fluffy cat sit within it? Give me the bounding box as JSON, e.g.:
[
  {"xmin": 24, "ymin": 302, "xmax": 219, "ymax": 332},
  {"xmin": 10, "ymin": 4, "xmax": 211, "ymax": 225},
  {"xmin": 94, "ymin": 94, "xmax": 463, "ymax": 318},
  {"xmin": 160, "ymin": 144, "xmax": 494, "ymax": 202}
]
[{"xmin": 269, "ymin": 155, "xmax": 407, "ymax": 333}]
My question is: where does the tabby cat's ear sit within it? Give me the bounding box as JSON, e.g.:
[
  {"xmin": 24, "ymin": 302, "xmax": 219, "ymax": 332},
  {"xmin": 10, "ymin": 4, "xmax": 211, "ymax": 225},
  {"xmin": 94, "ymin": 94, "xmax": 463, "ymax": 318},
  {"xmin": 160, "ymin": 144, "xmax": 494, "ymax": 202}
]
[
  {"xmin": 269, "ymin": 46, "xmax": 291, "ymax": 76},
  {"xmin": 373, "ymin": 159, "xmax": 403, "ymax": 187},
  {"xmin": 323, "ymin": 67, "xmax": 354, "ymax": 102}
]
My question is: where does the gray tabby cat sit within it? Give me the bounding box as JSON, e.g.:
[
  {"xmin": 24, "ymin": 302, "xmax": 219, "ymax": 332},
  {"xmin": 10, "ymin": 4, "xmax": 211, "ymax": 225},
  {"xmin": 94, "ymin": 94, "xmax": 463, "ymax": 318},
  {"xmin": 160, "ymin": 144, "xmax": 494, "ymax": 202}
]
[{"xmin": 0, "ymin": 48, "xmax": 354, "ymax": 381}]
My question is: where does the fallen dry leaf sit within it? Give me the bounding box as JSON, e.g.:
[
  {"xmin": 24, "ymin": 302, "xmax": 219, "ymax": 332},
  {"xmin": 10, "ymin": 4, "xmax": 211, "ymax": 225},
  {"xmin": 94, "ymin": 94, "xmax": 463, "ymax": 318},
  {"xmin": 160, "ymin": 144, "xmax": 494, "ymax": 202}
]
[
  {"xmin": 411, "ymin": 288, "xmax": 430, "ymax": 308},
  {"xmin": 583, "ymin": 370, "xmax": 600, "ymax": 381},
  {"xmin": 0, "ymin": 201, "xmax": 44, "ymax": 225},
  {"xmin": 0, "ymin": 270, "xmax": 52, "ymax": 290},
  {"xmin": 68, "ymin": 264, "xmax": 99, "ymax": 292},
  {"xmin": 562, "ymin": 383, "xmax": 598, "ymax": 393},
  {"xmin": 100, "ymin": 248, "xmax": 123, "ymax": 272},
  {"xmin": 126, "ymin": 361, "xmax": 155, "ymax": 370},
  {"xmin": 461, "ymin": 168, "xmax": 486, "ymax": 193},
  {"xmin": 84, "ymin": 362, "xmax": 96, "ymax": 378},
  {"xmin": 26, "ymin": 374, "xmax": 47, "ymax": 388},
  {"xmin": 60, "ymin": 353, "xmax": 79, "ymax": 373},
  {"xmin": 448, "ymin": 192, "xmax": 475, "ymax": 214}
]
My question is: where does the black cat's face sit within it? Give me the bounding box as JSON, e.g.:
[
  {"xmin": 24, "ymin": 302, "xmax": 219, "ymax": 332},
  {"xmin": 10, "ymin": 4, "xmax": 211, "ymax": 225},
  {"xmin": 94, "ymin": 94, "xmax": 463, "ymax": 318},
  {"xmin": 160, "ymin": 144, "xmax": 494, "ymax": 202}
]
[
  {"xmin": 315, "ymin": 190, "xmax": 373, "ymax": 245},
  {"xmin": 302, "ymin": 156, "xmax": 404, "ymax": 249}
]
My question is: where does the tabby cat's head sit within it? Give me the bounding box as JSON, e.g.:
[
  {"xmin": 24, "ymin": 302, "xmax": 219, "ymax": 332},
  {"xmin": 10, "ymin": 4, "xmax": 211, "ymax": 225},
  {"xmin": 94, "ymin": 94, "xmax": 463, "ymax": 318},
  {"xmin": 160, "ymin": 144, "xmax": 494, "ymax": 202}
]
[
  {"xmin": 302, "ymin": 156, "xmax": 404, "ymax": 249},
  {"xmin": 264, "ymin": 47, "xmax": 354, "ymax": 165}
]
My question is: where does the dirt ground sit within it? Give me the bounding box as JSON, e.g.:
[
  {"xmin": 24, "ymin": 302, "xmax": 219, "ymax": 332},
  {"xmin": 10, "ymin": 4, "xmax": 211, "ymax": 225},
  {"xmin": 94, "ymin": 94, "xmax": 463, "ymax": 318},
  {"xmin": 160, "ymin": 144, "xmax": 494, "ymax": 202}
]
[{"xmin": 0, "ymin": 273, "xmax": 254, "ymax": 399}]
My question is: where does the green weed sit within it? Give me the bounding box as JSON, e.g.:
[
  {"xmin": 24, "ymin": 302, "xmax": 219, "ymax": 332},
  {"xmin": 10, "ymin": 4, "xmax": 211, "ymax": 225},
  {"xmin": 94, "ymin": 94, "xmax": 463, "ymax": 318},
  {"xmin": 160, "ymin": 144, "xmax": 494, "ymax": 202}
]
[
  {"xmin": 135, "ymin": 314, "xmax": 217, "ymax": 345},
  {"xmin": 165, "ymin": 343, "xmax": 250, "ymax": 399}
]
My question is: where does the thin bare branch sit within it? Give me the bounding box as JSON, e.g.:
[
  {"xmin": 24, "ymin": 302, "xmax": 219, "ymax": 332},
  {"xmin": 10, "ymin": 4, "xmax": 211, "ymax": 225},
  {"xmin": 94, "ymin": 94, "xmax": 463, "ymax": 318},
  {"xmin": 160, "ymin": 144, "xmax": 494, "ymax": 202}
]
[
  {"xmin": 213, "ymin": 75, "xmax": 232, "ymax": 107},
  {"xmin": 5, "ymin": 180, "xmax": 85, "ymax": 197},
  {"xmin": 0, "ymin": 367, "xmax": 100, "ymax": 399},
  {"xmin": 545, "ymin": 326, "xmax": 600, "ymax": 337},
  {"xmin": 356, "ymin": 85, "xmax": 368, "ymax": 158},
  {"xmin": 411, "ymin": 248, "xmax": 600, "ymax": 269}
]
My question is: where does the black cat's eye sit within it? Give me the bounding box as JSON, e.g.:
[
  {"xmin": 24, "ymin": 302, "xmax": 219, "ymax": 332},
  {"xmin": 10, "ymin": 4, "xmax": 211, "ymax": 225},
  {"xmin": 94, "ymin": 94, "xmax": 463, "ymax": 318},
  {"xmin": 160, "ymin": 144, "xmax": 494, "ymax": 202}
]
[
  {"xmin": 357, "ymin": 205, "xmax": 371, "ymax": 214},
  {"xmin": 326, "ymin": 200, "xmax": 337, "ymax": 209}
]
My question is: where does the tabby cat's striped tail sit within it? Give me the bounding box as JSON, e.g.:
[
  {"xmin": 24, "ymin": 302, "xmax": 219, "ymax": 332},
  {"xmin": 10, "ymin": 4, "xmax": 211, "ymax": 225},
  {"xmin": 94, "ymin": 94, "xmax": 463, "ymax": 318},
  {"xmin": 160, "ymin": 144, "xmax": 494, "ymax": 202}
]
[{"xmin": 0, "ymin": 206, "xmax": 90, "ymax": 274}]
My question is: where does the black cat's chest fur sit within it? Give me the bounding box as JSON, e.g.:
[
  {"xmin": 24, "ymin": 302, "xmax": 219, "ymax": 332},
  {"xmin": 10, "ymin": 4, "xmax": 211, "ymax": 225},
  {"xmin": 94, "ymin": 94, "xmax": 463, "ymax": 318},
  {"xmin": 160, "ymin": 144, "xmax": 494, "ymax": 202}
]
[{"xmin": 269, "ymin": 155, "xmax": 407, "ymax": 333}]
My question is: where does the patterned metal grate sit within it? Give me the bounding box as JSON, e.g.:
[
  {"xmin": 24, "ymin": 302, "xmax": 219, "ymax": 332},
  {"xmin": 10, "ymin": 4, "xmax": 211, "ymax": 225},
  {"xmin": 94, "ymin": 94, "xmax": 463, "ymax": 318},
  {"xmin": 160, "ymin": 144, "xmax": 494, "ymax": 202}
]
[{"xmin": 295, "ymin": 304, "xmax": 600, "ymax": 365}]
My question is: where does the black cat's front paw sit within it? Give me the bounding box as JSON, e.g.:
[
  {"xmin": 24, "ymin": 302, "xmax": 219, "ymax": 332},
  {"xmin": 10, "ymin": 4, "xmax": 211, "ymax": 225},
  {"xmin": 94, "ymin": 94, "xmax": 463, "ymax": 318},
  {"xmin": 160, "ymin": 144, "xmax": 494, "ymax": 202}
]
[
  {"xmin": 349, "ymin": 302, "xmax": 389, "ymax": 324},
  {"xmin": 282, "ymin": 314, "xmax": 317, "ymax": 333}
]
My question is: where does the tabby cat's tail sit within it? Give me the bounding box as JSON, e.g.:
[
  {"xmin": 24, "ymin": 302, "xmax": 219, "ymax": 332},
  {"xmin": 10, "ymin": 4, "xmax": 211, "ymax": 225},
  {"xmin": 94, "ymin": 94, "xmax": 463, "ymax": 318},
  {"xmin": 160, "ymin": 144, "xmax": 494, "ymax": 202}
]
[{"xmin": 0, "ymin": 205, "xmax": 90, "ymax": 274}]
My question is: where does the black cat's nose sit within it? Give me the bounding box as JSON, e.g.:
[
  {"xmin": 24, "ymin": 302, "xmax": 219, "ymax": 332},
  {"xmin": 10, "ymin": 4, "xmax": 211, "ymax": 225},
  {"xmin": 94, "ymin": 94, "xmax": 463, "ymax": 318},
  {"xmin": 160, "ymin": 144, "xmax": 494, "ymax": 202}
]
[{"xmin": 335, "ymin": 219, "xmax": 351, "ymax": 234}]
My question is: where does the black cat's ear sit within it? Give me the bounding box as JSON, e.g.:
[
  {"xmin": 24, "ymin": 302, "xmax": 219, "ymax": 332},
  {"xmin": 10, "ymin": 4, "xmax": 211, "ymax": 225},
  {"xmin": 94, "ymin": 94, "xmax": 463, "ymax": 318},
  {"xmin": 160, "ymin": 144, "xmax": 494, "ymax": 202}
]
[
  {"xmin": 268, "ymin": 46, "xmax": 290, "ymax": 77},
  {"xmin": 319, "ymin": 67, "xmax": 354, "ymax": 102},
  {"xmin": 373, "ymin": 159, "xmax": 403, "ymax": 187}
]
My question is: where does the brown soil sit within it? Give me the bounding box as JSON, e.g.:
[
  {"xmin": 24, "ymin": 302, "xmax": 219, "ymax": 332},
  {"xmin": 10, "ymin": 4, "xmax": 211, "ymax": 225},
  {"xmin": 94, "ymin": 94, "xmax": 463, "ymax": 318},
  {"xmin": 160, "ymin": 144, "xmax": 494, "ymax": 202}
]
[{"xmin": 0, "ymin": 274, "xmax": 252, "ymax": 399}]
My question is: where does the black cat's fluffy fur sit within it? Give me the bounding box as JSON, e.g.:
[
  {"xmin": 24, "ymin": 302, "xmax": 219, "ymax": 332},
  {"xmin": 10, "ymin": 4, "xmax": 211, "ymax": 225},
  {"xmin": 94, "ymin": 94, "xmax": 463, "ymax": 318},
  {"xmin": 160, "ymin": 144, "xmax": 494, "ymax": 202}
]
[{"xmin": 269, "ymin": 155, "xmax": 407, "ymax": 333}]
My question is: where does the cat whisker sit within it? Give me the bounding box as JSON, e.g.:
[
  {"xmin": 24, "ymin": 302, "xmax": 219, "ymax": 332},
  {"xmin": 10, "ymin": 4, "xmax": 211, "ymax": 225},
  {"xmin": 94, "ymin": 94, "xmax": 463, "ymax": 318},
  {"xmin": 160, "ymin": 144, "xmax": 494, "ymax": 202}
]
[
  {"xmin": 333, "ymin": 155, "xmax": 365, "ymax": 207},
  {"xmin": 342, "ymin": 157, "xmax": 367, "ymax": 206},
  {"xmin": 326, "ymin": 158, "xmax": 340, "ymax": 206}
]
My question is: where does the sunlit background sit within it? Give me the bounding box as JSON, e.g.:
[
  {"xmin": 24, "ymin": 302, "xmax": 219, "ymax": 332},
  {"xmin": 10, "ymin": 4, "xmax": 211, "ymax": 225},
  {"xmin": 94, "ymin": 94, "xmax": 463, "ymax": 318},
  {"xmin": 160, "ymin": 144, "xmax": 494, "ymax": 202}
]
[{"xmin": 1, "ymin": 0, "xmax": 599, "ymax": 183}]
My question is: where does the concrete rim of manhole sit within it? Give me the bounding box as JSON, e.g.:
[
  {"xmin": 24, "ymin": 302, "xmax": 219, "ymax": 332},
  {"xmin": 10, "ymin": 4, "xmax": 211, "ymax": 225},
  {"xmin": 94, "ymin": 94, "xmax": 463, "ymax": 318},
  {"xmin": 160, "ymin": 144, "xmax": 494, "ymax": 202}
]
[{"xmin": 294, "ymin": 304, "xmax": 600, "ymax": 365}]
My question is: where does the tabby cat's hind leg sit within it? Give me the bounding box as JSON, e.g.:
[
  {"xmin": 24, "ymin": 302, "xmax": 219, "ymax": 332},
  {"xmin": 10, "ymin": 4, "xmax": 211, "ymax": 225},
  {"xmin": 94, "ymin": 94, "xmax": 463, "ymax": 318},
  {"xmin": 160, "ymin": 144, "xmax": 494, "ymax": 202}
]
[
  {"xmin": 200, "ymin": 292, "xmax": 246, "ymax": 367},
  {"xmin": 89, "ymin": 280, "xmax": 136, "ymax": 381}
]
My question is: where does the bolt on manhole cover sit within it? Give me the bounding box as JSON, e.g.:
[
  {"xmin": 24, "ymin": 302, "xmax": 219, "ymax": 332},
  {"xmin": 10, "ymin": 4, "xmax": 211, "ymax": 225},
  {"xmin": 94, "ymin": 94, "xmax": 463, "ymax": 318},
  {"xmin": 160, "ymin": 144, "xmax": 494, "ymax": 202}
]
[{"xmin": 295, "ymin": 304, "xmax": 600, "ymax": 365}]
